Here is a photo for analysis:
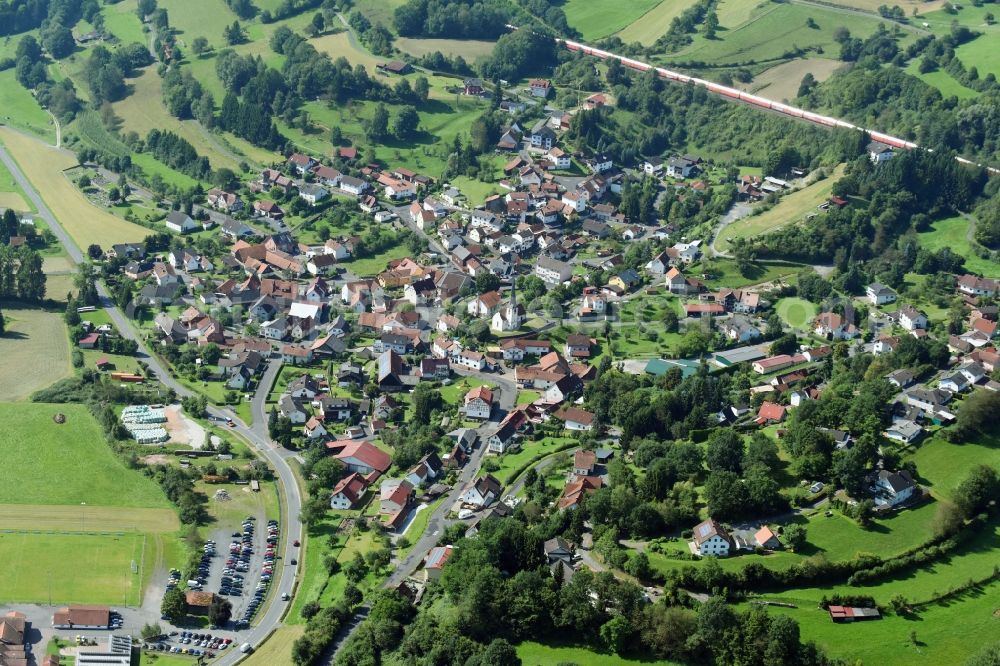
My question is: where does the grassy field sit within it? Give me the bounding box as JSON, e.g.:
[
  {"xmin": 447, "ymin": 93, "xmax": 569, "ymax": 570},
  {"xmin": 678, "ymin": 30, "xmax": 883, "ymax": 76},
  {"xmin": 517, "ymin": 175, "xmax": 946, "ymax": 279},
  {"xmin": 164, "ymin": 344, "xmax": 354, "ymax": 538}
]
[
  {"xmin": 0, "ymin": 70, "xmax": 57, "ymax": 144},
  {"xmin": 353, "ymin": 0, "xmax": 406, "ymax": 31},
  {"xmin": 102, "ymin": 0, "xmax": 148, "ymax": 43},
  {"xmin": 0, "ymin": 307, "xmax": 72, "ymax": 401},
  {"xmin": 449, "ymin": 175, "xmax": 501, "ymax": 204},
  {"xmin": 0, "ymin": 155, "xmax": 33, "ymax": 211},
  {"xmin": 241, "ymin": 625, "xmax": 306, "ymax": 665},
  {"xmin": 0, "ymin": 504, "xmax": 179, "ymax": 532},
  {"xmin": 742, "ymin": 58, "xmax": 843, "ymax": 101},
  {"xmin": 775, "ymin": 297, "xmax": 817, "ymax": 330},
  {"xmin": 310, "ymin": 31, "xmax": 383, "ymax": 70},
  {"xmin": 395, "ymin": 37, "xmax": 496, "ymax": 61},
  {"xmin": 764, "ymin": 574, "xmax": 1000, "ymax": 665},
  {"xmin": 518, "ymin": 641, "xmax": 682, "ymax": 666},
  {"xmin": 904, "ymin": 60, "xmax": 979, "ymax": 100},
  {"xmin": 616, "ymin": 0, "xmax": 695, "ymax": 45},
  {"xmin": 662, "ymin": 4, "xmax": 912, "ymax": 66},
  {"xmin": 0, "ymin": 403, "xmax": 171, "ymax": 507},
  {"xmin": 918, "ymin": 216, "xmax": 1000, "ymax": 278},
  {"xmin": 0, "ymin": 128, "xmax": 148, "ymax": 248},
  {"xmin": 717, "ymin": 164, "xmax": 845, "ymax": 252},
  {"xmin": 563, "ymin": 0, "xmax": 663, "ymax": 40},
  {"xmin": 111, "ymin": 67, "xmax": 242, "ymax": 172},
  {"xmin": 907, "ymin": 432, "xmax": 1000, "ymax": 501},
  {"xmin": 0, "ymin": 530, "xmax": 146, "ymax": 605}
]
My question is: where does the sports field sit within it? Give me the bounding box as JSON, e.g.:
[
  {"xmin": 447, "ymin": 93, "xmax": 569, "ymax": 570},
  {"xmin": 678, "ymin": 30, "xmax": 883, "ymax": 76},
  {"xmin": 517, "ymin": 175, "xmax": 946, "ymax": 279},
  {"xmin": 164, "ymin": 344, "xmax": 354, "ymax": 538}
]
[
  {"xmin": 0, "ymin": 530, "xmax": 145, "ymax": 605},
  {"xmin": 0, "ymin": 128, "xmax": 148, "ymax": 248},
  {"xmin": 0, "ymin": 403, "xmax": 171, "ymax": 507},
  {"xmin": 775, "ymin": 297, "xmax": 817, "ymax": 330},
  {"xmin": 563, "ymin": 0, "xmax": 663, "ymax": 40},
  {"xmin": 0, "ymin": 307, "xmax": 72, "ymax": 401},
  {"xmin": 717, "ymin": 164, "xmax": 845, "ymax": 252},
  {"xmin": 918, "ymin": 215, "xmax": 1000, "ymax": 278}
]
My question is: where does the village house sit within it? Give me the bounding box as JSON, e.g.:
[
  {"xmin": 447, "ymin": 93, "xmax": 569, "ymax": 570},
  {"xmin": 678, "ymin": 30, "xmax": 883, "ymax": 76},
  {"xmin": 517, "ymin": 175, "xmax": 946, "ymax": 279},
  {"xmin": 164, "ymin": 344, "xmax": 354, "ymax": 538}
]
[
  {"xmin": 165, "ymin": 211, "xmax": 197, "ymax": 234},
  {"xmin": 535, "ymin": 255, "xmax": 573, "ymax": 286},
  {"xmin": 691, "ymin": 518, "xmax": 732, "ymax": 557},
  {"xmin": 462, "ymin": 474, "xmax": 502, "ymax": 508},
  {"xmin": 330, "ymin": 472, "xmax": 367, "ymax": 509},
  {"xmin": 899, "ymin": 304, "xmax": 929, "ymax": 332},
  {"xmin": 464, "ymin": 385, "xmax": 493, "ymax": 420},
  {"xmin": 866, "ymin": 282, "xmax": 897, "ymax": 306},
  {"xmin": 814, "ymin": 312, "xmax": 859, "ymax": 340}
]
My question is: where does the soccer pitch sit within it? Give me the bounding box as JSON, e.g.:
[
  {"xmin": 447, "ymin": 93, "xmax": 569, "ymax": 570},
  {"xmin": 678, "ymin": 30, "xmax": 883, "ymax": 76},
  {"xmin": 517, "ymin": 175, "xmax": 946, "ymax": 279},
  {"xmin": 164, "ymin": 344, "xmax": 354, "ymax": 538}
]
[{"xmin": 0, "ymin": 530, "xmax": 145, "ymax": 606}]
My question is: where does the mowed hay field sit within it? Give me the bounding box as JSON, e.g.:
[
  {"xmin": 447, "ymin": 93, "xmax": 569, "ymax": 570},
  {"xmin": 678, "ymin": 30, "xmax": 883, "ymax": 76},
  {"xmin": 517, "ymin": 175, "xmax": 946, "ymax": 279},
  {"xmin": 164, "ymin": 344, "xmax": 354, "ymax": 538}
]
[
  {"xmin": 0, "ymin": 531, "xmax": 146, "ymax": 605},
  {"xmin": 242, "ymin": 626, "xmax": 306, "ymax": 666},
  {"xmin": 395, "ymin": 37, "xmax": 496, "ymax": 61},
  {"xmin": 563, "ymin": 0, "xmax": 663, "ymax": 40},
  {"xmin": 309, "ymin": 32, "xmax": 384, "ymax": 71},
  {"xmin": 742, "ymin": 58, "xmax": 843, "ymax": 101},
  {"xmin": 0, "ymin": 128, "xmax": 148, "ymax": 248},
  {"xmin": 0, "ymin": 307, "xmax": 72, "ymax": 401},
  {"xmin": 717, "ymin": 164, "xmax": 845, "ymax": 252},
  {"xmin": 0, "ymin": 403, "xmax": 171, "ymax": 508},
  {"xmin": 111, "ymin": 67, "xmax": 243, "ymax": 171},
  {"xmin": 0, "ymin": 69, "xmax": 57, "ymax": 144},
  {"xmin": 616, "ymin": 0, "xmax": 694, "ymax": 45}
]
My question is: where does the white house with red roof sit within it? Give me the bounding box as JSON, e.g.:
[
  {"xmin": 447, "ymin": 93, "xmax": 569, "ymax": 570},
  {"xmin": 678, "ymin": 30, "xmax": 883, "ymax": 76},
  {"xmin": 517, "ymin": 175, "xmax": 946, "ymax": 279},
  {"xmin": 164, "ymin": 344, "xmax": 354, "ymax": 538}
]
[
  {"xmin": 330, "ymin": 472, "xmax": 367, "ymax": 510},
  {"xmin": 464, "ymin": 385, "xmax": 493, "ymax": 420}
]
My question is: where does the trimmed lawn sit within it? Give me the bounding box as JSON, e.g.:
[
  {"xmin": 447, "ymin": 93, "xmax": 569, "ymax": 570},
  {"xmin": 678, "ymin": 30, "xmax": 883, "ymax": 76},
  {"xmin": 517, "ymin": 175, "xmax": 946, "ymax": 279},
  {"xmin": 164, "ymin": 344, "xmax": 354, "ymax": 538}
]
[
  {"xmin": 717, "ymin": 165, "xmax": 845, "ymax": 253},
  {"xmin": 0, "ymin": 307, "xmax": 72, "ymax": 401},
  {"xmin": 0, "ymin": 403, "xmax": 170, "ymax": 507},
  {"xmin": 906, "ymin": 432, "xmax": 1000, "ymax": 501},
  {"xmin": 439, "ymin": 376, "xmax": 493, "ymax": 406},
  {"xmin": 347, "ymin": 243, "xmax": 414, "ymax": 276},
  {"xmin": 917, "ymin": 215, "xmax": 1000, "ymax": 278},
  {"xmin": 0, "ymin": 531, "xmax": 146, "ymax": 605},
  {"xmin": 517, "ymin": 390, "xmax": 540, "ymax": 405},
  {"xmin": 492, "ymin": 437, "xmax": 575, "ymax": 485},
  {"xmin": 449, "ymin": 175, "xmax": 501, "ymax": 205},
  {"xmin": 776, "ymin": 297, "xmax": 817, "ymax": 330}
]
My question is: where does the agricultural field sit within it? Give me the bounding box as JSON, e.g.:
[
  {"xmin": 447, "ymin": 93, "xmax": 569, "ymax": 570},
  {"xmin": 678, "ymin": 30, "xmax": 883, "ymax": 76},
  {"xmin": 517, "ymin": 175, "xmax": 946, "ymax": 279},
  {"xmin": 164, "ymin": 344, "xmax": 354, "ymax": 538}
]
[
  {"xmin": 0, "ymin": 69, "xmax": 57, "ymax": 144},
  {"xmin": 563, "ymin": 0, "xmax": 663, "ymax": 41},
  {"xmin": 395, "ymin": 37, "xmax": 496, "ymax": 61},
  {"xmin": 740, "ymin": 58, "xmax": 843, "ymax": 101},
  {"xmin": 0, "ymin": 403, "xmax": 171, "ymax": 507},
  {"xmin": 352, "ymin": 0, "xmax": 407, "ymax": 31},
  {"xmin": 241, "ymin": 626, "xmax": 306, "ymax": 666},
  {"xmin": 0, "ymin": 307, "xmax": 72, "ymax": 401},
  {"xmin": 0, "ymin": 127, "xmax": 148, "ymax": 248},
  {"xmin": 0, "ymin": 156, "xmax": 33, "ymax": 211},
  {"xmin": 309, "ymin": 31, "xmax": 383, "ymax": 71},
  {"xmin": 716, "ymin": 164, "xmax": 845, "ymax": 253},
  {"xmin": 776, "ymin": 297, "xmax": 818, "ymax": 330},
  {"xmin": 659, "ymin": 3, "xmax": 916, "ymax": 66},
  {"xmin": 917, "ymin": 215, "xmax": 1000, "ymax": 278},
  {"xmin": 0, "ymin": 530, "xmax": 146, "ymax": 605},
  {"xmin": 101, "ymin": 0, "xmax": 148, "ymax": 44},
  {"xmin": 615, "ymin": 0, "xmax": 694, "ymax": 45}
]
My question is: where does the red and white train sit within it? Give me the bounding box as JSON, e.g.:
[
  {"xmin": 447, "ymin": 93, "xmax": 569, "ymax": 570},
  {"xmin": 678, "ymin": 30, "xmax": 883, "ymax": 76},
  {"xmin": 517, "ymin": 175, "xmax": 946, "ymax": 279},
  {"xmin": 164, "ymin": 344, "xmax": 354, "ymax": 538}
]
[{"xmin": 509, "ymin": 30, "xmax": 998, "ymax": 173}]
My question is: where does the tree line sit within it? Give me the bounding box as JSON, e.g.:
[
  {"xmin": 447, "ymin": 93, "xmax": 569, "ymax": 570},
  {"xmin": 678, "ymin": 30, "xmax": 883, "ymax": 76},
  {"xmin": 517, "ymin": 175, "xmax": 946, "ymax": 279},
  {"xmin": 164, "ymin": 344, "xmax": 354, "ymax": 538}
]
[{"xmin": 0, "ymin": 244, "xmax": 46, "ymax": 302}]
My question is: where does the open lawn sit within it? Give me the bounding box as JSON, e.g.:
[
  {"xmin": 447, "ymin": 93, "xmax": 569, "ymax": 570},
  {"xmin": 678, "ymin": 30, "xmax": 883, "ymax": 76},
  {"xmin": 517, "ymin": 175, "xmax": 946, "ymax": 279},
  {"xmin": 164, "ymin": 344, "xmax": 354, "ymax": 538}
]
[
  {"xmin": 517, "ymin": 641, "xmax": 682, "ymax": 666},
  {"xmin": 717, "ymin": 164, "xmax": 845, "ymax": 252},
  {"xmin": 0, "ymin": 530, "xmax": 145, "ymax": 605},
  {"xmin": 0, "ymin": 70, "xmax": 57, "ymax": 144},
  {"xmin": 563, "ymin": 0, "xmax": 663, "ymax": 40},
  {"xmin": 438, "ymin": 376, "xmax": 493, "ymax": 406},
  {"xmin": 157, "ymin": 0, "xmax": 236, "ymax": 45},
  {"xmin": 449, "ymin": 175, "xmax": 501, "ymax": 203},
  {"xmin": 918, "ymin": 215, "xmax": 1000, "ymax": 278},
  {"xmin": 0, "ymin": 504, "xmax": 179, "ymax": 532},
  {"xmin": 616, "ymin": 0, "xmax": 694, "ymax": 45},
  {"xmin": 0, "ymin": 403, "xmax": 171, "ymax": 507},
  {"xmin": 395, "ymin": 37, "xmax": 496, "ymax": 61},
  {"xmin": 697, "ymin": 258, "xmax": 801, "ymax": 290},
  {"xmin": 0, "ymin": 306, "xmax": 72, "ymax": 401},
  {"xmin": 776, "ymin": 297, "xmax": 817, "ymax": 330},
  {"xmin": 742, "ymin": 58, "xmax": 843, "ymax": 101},
  {"xmin": 0, "ymin": 127, "xmax": 148, "ymax": 248},
  {"xmin": 347, "ymin": 243, "xmax": 414, "ymax": 276}
]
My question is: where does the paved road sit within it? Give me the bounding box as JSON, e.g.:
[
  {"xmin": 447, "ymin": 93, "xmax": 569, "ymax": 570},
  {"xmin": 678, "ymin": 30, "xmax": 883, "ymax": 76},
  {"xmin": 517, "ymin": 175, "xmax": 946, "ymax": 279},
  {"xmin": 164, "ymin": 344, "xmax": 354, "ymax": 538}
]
[{"xmin": 0, "ymin": 143, "xmax": 303, "ymax": 662}]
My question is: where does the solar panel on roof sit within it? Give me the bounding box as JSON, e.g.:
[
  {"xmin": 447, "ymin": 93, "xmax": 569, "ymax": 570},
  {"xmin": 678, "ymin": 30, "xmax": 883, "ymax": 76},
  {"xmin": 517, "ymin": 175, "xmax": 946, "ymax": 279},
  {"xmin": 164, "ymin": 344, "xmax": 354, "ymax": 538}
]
[{"xmin": 699, "ymin": 525, "xmax": 711, "ymax": 536}]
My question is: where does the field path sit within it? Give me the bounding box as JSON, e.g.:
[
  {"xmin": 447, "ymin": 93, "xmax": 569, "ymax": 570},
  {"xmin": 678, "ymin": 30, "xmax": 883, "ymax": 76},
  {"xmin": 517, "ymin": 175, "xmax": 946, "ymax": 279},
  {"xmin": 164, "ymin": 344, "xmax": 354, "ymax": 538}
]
[{"xmin": 45, "ymin": 110, "xmax": 61, "ymax": 148}]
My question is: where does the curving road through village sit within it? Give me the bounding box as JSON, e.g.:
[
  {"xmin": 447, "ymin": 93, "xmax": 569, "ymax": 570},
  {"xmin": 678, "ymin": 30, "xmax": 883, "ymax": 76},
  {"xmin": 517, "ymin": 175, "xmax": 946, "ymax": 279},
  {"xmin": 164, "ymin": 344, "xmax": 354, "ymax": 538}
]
[{"xmin": 0, "ymin": 143, "xmax": 302, "ymax": 662}]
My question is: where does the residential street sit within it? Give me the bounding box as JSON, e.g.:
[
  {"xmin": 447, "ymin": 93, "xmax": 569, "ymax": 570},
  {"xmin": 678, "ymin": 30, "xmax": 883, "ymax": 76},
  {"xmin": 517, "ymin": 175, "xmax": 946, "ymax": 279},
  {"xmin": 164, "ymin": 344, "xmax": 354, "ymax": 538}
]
[{"xmin": 0, "ymin": 144, "xmax": 302, "ymax": 663}]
